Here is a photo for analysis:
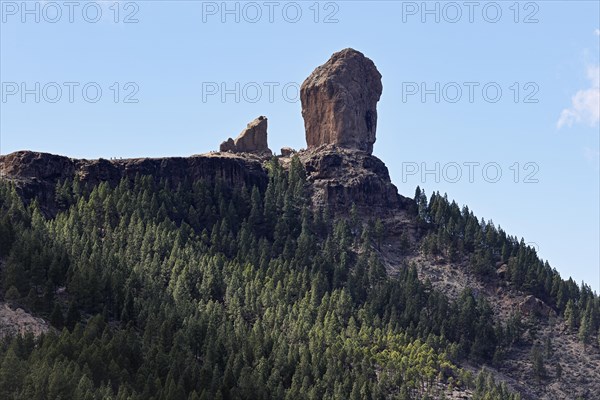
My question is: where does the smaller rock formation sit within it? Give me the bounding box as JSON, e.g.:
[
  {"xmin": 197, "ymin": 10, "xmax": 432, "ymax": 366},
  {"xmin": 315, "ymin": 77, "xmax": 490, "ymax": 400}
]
[
  {"xmin": 219, "ymin": 116, "xmax": 271, "ymax": 156},
  {"xmin": 220, "ymin": 138, "xmax": 235, "ymax": 152},
  {"xmin": 301, "ymin": 48, "xmax": 383, "ymax": 154},
  {"xmin": 519, "ymin": 295, "xmax": 556, "ymax": 318},
  {"xmin": 280, "ymin": 147, "xmax": 295, "ymax": 157},
  {"xmin": 496, "ymin": 263, "xmax": 508, "ymax": 279}
]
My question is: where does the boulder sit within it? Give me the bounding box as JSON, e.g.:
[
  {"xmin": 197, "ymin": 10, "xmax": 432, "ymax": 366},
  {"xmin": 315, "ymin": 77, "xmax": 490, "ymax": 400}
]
[
  {"xmin": 300, "ymin": 48, "xmax": 382, "ymax": 154},
  {"xmin": 219, "ymin": 138, "xmax": 235, "ymax": 153},
  {"xmin": 496, "ymin": 264, "xmax": 509, "ymax": 279},
  {"xmin": 280, "ymin": 147, "xmax": 295, "ymax": 157},
  {"xmin": 519, "ymin": 295, "xmax": 556, "ymax": 318}
]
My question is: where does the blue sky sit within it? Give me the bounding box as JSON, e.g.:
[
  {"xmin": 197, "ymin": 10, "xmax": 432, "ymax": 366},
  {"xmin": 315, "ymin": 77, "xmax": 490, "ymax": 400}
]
[{"xmin": 1, "ymin": 1, "xmax": 599, "ymax": 292}]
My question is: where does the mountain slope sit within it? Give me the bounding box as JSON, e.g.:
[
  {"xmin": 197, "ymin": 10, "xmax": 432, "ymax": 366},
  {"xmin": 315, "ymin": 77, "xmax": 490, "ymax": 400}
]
[{"xmin": 1, "ymin": 148, "xmax": 598, "ymax": 399}]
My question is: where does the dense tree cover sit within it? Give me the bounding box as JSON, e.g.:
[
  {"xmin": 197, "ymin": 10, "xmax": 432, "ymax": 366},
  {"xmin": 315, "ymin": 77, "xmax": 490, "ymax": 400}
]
[
  {"xmin": 415, "ymin": 186, "xmax": 600, "ymax": 345},
  {"xmin": 0, "ymin": 159, "xmax": 523, "ymax": 399},
  {"xmin": 472, "ymin": 369, "xmax": 521, "ymax": 400}
]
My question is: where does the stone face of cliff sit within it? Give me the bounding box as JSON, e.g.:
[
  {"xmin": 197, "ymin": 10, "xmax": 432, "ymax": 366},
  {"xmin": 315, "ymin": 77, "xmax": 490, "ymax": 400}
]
[
  {"xmin": 1, "ymin": 147, "xmax": 415, "ymax": 222},
  {"xmin": 0, "ymin": 151, "xmax": 268, "ymax": 216},
  {"xmin": 299, "ymin": 147, "xmax": 408, "ymax": 213}
]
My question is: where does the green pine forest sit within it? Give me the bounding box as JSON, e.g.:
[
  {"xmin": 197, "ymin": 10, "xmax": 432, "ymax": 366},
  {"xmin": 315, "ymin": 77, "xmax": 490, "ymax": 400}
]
[{"xmin": 0, "ymin": 156, "xmax": 598, "ymax": 399}]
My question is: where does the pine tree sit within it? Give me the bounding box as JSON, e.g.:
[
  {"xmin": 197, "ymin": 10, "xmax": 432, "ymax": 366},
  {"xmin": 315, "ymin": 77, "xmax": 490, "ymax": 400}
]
[
  {"xmin": 578, "ymin": 310, "xmax": 592, "ymax": 347},
  {"xmin": 564, "ymin": 299, "xmax": 578, "ymax": 330},
  {"xmin": 50, "ymin": 303, "xmax": 65, "ymax": 328},
  {"xmin": 66, "ymin": 301, "xmax": 80, "ymax": 330},
  {"xmin": 530, "ymin": 345, "xmax": 546, "ymax": 381}
]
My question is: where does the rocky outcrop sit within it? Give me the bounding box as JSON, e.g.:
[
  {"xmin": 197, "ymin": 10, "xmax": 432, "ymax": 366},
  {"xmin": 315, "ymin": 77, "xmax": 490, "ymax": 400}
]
[
  {"xmin": 1, "ymin": 50, "xmax": 404, "ymax": 221},
  {"xmin": 219, "ymin": 138, "xmax": 236, "ymax": 153},
  {"xmin": 0, "ymin": 151, "xmax": 268, "ymax": 217},
  {"xmin": 297, "ymin": 146, "xmax": 413, "ymax": 216},
  {"xmin": 294, "ymin": 49, "xmax": 414, "ymax": 216},
  {"xmin": 219, "ymin": 116, "xmax": 271, "ymax": 156},
  {"xmin": 0, "ymin": 303, "xmax": 50, "ymax": 338},
  {"xmin": 280, "ymin": 147, "xmax": 295, "ymax": 157},
  {"xmin": 519, "ymin": 295, "xmax": 556, "ymax": 318},
  {"xmin": 300, "ymin": 48, "xmax": 382, "ymax": 154}
]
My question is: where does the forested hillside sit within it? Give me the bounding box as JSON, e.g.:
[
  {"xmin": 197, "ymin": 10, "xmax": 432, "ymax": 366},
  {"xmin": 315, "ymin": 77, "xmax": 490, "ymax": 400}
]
[
  {"xmin": 416, "ymin": 187, "xmax": 599, "ymax": 344},
  {"xmin": 0, "ymin": 156, "xmax": 597, "ymax": 399}
]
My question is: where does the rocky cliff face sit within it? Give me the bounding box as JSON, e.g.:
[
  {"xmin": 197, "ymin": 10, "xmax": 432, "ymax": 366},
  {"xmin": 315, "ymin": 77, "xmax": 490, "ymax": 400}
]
[
  {"xmin": 294, "ymin": 146, "xmax": 413, "ymax": 216},
  {"xmin": 301, "ymin": 48, "xmax": 382, "ymax": 154},
  {"xmin": 1, "ymin": 147, "xmax": 413, "ymax": 220},
  {"xmin": 0, "ymin": 151, "xmax": 268, "ymax": 217}
]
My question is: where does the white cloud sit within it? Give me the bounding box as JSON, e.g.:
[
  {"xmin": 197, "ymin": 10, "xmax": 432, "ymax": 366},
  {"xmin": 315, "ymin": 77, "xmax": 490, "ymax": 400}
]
[
  {"xmin": 595, "ymin": 28, "xmax": 600, "ymax": 36},
  {"xmin": 557, "ymin": 65, "xmax": 600, "ymax": 129}
]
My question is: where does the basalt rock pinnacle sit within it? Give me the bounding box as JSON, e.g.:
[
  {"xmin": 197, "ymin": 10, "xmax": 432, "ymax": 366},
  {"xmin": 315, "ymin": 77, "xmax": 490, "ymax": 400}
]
[
  {"xmin": 219, "ymin": 116, "xmax": 272, "ymax": 156},
  {"xmin": 300, "ymin": 48, "xmax": 383, "ymax": 154}
]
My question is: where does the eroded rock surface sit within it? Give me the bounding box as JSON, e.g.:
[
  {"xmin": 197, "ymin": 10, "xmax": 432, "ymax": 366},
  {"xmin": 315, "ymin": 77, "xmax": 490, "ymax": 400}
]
[
  {"xmin": 300, "ymin": 48, "xmax": 382, "ymax": 154},
  {"xmin": 0, "ymin": 303, "xmax": 50, "ymax": 338},
  {"xmin": 519, "ymin": 295, "xmax": 556, "ymax": 318},
  {"xmin": 219, "ymin": 116, "xmax": 271, "ymax": 156},
  {"xmin": 280, "ymin": 147, "xmax": 295, "ymax": 157},
  {"xmin": 297, "ymin": 146, "xmax": 413, "ymax": 216}
]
